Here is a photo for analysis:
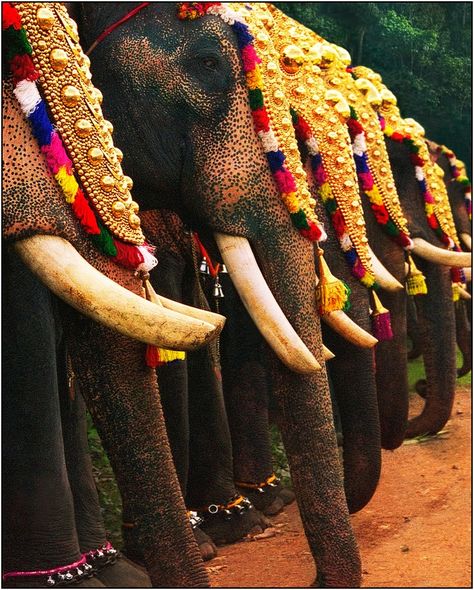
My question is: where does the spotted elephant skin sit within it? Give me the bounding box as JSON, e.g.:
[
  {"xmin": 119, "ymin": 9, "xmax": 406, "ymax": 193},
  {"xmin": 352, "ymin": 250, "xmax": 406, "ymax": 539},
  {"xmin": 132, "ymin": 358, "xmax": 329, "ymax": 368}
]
[{"xmin": 70, "ymin": 3, "xmax": 362, "ymax": 586}]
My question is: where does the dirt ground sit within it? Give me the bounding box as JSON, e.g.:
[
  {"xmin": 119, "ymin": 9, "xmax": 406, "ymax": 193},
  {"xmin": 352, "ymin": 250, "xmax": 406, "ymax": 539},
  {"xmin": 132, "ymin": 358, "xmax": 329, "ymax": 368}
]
[{"xmin": 207, "ymin": 386, "xmax": 472, "ymax": 588}]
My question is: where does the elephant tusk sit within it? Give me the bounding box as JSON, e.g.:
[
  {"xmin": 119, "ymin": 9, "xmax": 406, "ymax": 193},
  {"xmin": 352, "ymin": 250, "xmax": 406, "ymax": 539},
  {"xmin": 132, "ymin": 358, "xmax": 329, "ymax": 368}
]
[
  {"xmin": 460, "ymin": 233, "xmax": 472, "ymax": 251},
  {"xmin": 323, "ymin": 344, "xmax": 335, "ymax": 361},
  {"xmin": 457, "ymin": 285, "xmax": 472, "ymax": 300},
  {"xmin": 143, "ymin": 282, "xmax": 226, "ymax": 334},
  {"xmin": 14, "ymin": 235, "xmax": 221, "ymax": 351},
  {"xmin": 412, "ymin": 237, "xmax": 472, "ymax": 268},
  {"xmin": 322, "ymin": 310, "xmax": 378, "ymax": 349},
  {"xmin": 214, "ymin": 233, "xmax": 322, "ymax": 374},
  {"xmin": 368, "ymin": 246, "xmax": 404, "ymax": 291}
]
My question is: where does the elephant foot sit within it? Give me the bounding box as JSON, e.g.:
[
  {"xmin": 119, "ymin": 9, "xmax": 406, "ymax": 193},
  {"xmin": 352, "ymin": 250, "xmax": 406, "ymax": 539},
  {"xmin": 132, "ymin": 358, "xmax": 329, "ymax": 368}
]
[
  {"xmin": 193, "ymin": 525, "xmax": 218, "ymax": 561},
  {"xmin": 236, "ymin": 475, "xmax": 294, "ymax": 516},
  {"xmin": 196, "ymin": 495, "xmax": 270, "ymax": 545},
  {"xmin": 415, "ymin": 379, "xmax": 427, "ymax": 398},
  {"xmin": 278, "ymin": 486, "xmax": 296, "ymax": 507},
  {"xmin": 190, "ymin": 511, "xmax": 218, "ymax": 561},
  {"xmin": 94, "ymin": 555, "xmax": 152, "ymax": 587}
]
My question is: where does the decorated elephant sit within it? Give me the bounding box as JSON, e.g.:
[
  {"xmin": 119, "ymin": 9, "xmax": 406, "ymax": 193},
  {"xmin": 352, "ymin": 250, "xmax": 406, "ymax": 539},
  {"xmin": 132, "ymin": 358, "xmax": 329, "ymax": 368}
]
[
  {"xmin": 3, "ymin": 3, "xmax": 226, "ymax": 587},
  {"xmin": 348, "ymin": 65, "xmax": 470, "ymax": 440},
  {"xmin": 4, "ymin": 2, "xmax": 373, "ymax": 587}
]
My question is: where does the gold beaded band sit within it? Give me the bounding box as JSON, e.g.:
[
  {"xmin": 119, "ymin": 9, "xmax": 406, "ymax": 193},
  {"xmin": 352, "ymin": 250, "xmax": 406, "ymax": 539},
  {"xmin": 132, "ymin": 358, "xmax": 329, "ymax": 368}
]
[{"xmin": 16, "ymin": 2, "xmax": 144, "ymax": 245}]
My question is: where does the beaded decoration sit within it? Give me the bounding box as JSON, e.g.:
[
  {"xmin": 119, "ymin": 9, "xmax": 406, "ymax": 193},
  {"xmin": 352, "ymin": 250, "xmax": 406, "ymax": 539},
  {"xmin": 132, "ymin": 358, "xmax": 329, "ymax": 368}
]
[
  {"xmin": 432, "ymin": 142, "xmax": 472, "ymax": 221},
  {"xmin": 354, "ymin": 65, "xmax": 467, "ymax": 297},
  {"xmin": 177, "ymin": 2, "xmax": 326, "ymax": 243},
  {"xmin": 248, "ymin": 4, "xmax": 377, "ymax": 290},
  {"xmin": 3, "ymin": 3, "xmax": 156, "ymax": 272},
  {"xmin": 306, "ymin": 47, "xmax": 413, "ymax": 249}
]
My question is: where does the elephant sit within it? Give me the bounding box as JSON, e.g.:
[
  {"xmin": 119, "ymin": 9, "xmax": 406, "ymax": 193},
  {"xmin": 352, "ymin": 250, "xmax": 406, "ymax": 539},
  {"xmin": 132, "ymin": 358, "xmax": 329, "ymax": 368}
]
[
  {"xmin": 67, "ymin": 2, "xmax": 370, "ymax": 586},
  {"xmin": 426, "ymin": 142, "xmax": 471, "ymax": 378},
  {"xmin": 349, "ymin": 67, "xmax": 471, "ymax": 440},
  {"xmin": 3, "ymin": 3, "xmax": 227, "ymax": 586}
]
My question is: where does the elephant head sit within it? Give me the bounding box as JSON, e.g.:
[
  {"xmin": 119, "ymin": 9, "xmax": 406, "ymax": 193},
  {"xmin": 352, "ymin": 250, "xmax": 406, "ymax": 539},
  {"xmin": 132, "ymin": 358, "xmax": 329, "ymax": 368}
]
[{"xmin": 69, "ymin": 3, "xmax": 364, "ymax": 585}]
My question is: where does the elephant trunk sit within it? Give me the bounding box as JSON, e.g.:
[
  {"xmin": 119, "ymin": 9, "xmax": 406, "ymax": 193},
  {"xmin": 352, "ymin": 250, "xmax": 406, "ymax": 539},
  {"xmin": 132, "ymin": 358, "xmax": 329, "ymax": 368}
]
[
  {"xmin": 405, "ymin": 257, "xmax": 457, "ymax": 438},
  {"xmin": 252, "ymin": 230, "xmax": 361, "ymax": 587},
  {"xmin": 65, "ymin": 317, "xmax": 209, "ymax": 588}
]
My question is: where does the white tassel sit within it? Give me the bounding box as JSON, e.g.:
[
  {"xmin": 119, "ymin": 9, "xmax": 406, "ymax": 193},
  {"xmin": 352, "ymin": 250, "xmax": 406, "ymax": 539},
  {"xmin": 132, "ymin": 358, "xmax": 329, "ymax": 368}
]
[
  {"xmin": 258, "ymin": 129, "xmax": 279, "ymax": 153},
  {"xmin": 13, "ymin": 80, "xmax": 42, "ymax": 117},
  {"xmin": 136, "ymin": 245, "xmax": 158, "ymax": 272}
]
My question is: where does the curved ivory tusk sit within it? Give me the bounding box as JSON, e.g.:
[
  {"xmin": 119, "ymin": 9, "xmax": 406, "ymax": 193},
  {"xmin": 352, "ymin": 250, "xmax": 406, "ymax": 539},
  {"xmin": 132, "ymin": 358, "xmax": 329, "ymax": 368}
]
[
  {"xmin": 368, "ymin": 246, "xmax": 404, "ymax": 291},
  {"xmin": 463, "ymin": 267, "xmax": 471, "ymax": 282},
  {"xmin": 142, "ymin": 282, "xmax": 226, "ymax": 333},
  {"xmin": 323, "ymin": 345, "xmax": 335, "ymax": 361},
  {"xmin": 14, "ymin": 235, "xmax": 220, "ymax": 350},
  {"xmin": 412, "ymin": 238, "xmax": 472, "ymax": 268},
  {"xmin": 322, "ymin": 310, "xmax": 378, "ymax": 349},
  {"xmin": 214, "ymin": 233, "xmax": 322, "ymax": 374},
  {"xmin": 460, "ymin": 233, "xmax": 472, "ymax": 251},
  {"xmin": 457, "ymin": 285, "xmax": 472, "ymax": 300}
]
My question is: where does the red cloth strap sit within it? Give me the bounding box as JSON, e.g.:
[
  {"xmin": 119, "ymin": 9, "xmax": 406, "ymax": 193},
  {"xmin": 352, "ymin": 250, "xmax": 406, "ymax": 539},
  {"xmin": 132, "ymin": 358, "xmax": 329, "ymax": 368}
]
[{"xmin": 86, "ymin": 2, "xmax": 150, "ymax": 56}]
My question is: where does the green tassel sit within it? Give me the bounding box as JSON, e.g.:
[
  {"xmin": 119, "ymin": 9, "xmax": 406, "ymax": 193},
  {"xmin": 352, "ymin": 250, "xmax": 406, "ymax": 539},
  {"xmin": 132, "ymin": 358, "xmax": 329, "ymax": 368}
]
[
  {"xmin": 248, "ymin": 88, "xmax": 264, "ymax": 110},
  {"xmin": 290, "ymin": 210, "xmax": 309, "ymax": 229},
  {"xmin": 4, "ymin": 28, "xmax": 32, "ymax": 61},
  {"xmin": 91, "ymin": 223, "xmax": 117, "ymax": 257}
]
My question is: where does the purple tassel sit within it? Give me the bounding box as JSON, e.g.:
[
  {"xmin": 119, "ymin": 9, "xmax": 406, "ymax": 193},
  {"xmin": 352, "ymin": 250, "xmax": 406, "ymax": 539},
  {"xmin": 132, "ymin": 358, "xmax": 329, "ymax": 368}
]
[{"xmin": 372, "ymin": 311, "xmax": 393, "ymax": 341}]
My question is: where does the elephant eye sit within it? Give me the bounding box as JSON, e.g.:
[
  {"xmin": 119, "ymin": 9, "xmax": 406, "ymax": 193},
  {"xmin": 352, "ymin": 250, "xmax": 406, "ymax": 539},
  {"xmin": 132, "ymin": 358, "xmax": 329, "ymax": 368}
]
[{"xmin": 201, "ymin": 55, "xmax": 219, "ymax": 71}]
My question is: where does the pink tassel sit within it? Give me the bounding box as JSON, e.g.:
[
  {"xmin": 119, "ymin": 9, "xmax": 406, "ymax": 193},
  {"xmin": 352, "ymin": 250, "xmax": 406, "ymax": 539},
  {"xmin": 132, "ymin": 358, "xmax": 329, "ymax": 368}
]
[
  {"xmin": 371, "ymin": 290, "xmax": 393, "ymax": 341},
  {"xmin": 358, "ymin": 172, "xmax": 374, "ymax": 191},
  {"xmin": 372, "ymin": 311, "xmax": 393, "ymax": 341},
  {"xmin": 273, "ymin": 168, "xmax": 297, "ymax": 193},
  {"xmin": 241, "ymin": 45, "xmax": 261, "ymax": 72},
  {"xmin": 41, "ymin": 132, "xmax": 73, "ymax": 174}
]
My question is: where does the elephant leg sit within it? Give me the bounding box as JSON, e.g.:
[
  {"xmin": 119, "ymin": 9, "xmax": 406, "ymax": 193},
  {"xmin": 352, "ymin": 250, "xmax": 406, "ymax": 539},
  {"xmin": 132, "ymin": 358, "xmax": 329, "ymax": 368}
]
[
  {"xmin": 220, "ymin": 274, "xmax": 287, "ymax": 516},
  {"xmin": 150, "ymin": 251, "xmax": 191, "ymax": 494},
  {"xmin": 2, "ymin": 248, "xmax": 90, "ymax": 587},
  {"xmin": 455, "ymin": 299, "xmax": 471, "ymax": 377},
  {"xmin": 64, "ymin": 312, "xmax": 209, "ymax": 588},
  {"xmin": 406, "ymin": 259, "xmax": 457, "ymax": 438},
  {"xmin": 58, "ymin": 359, "xmax": 151, "ymax": 588}
]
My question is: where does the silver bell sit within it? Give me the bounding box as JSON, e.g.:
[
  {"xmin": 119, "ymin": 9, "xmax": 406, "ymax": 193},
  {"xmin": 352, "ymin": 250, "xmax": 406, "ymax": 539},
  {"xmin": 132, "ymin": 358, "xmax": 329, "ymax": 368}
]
[
  {"xmin": 46, "ymin": 575, "xmax": 56, "ymax": 586},
  {"xmin": 213, "ymin": 279, "xmax": 224, "ymax": 299},
  {"xmin": 199, "ymin": 258, "xmax": 209, "ymax": 274},
  {"xmin": 220, "ymin": 264, "xmax": 228, "ymax": 274}
]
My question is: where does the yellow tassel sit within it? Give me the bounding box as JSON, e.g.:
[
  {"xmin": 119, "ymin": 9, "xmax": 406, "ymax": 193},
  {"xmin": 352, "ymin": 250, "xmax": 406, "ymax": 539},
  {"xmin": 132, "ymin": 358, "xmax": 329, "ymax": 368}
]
[
  {"xmin": 143, "ymin": 279, "xmax": 185, "ymax": 367},
  {"xmin": 315, "ymin": 248, "xmax": 350, "ymax": 315},
  {"xmin": 406, "ymin": 254, "xmax": 428, "ymax": 296},
  {"xmin": 452, "ymin": 283, "xmax": 460, "ymax": 302}
]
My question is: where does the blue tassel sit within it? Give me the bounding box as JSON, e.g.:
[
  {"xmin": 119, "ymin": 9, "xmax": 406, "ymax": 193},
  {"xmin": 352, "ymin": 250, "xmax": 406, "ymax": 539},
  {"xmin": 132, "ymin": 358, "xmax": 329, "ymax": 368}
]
[{"xmin": 28, "ymin": 101, "xmax": 54, "ymax": 147}]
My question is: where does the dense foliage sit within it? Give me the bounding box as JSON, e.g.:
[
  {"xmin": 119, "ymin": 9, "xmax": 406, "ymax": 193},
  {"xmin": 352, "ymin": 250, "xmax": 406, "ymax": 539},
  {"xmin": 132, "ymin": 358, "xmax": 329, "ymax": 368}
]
[{"xmin": 278, "ymin": 2, "xmax": 472, "ymax": 175}]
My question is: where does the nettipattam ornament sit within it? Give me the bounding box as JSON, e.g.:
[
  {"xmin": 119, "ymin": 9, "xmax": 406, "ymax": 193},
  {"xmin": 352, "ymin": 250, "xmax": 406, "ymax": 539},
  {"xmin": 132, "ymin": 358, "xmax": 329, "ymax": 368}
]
[
  {"xmin": 247, "ymin": 3, "xmax": 377, "ymax": 290},
  {"xmin": 14, "ymin": 3, "xmax": 148, "ymax": 250}
]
